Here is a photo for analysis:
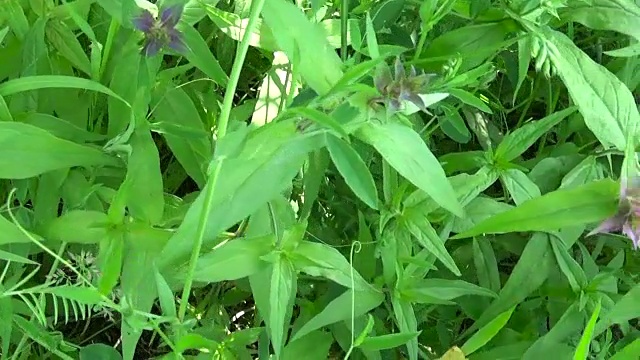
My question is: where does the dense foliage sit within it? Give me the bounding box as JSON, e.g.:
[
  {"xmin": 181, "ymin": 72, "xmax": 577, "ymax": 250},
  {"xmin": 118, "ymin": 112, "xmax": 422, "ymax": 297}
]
[{"xmin": 1, "ymin": 0, "xmax": 640, "ymax": 359}]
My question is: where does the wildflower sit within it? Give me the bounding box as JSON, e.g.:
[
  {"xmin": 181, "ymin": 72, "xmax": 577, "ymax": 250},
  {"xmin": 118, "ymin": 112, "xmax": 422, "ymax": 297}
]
[
  {"xmin": 587, "ymin": 177, "xmax": 640, "ymax": 249},
  {"xmin": 373, "ymin": 57, "xmax": 435, "ymax": 114},
  {"xmin": 132, "ymin": 4, "xmax": 186, "ymax": 57}
]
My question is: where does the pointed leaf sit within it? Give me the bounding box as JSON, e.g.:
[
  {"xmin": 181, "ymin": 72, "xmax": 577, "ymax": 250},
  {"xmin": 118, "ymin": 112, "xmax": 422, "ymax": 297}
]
[
  {"xmin": 292, "ymin": 288, "xmax": 384, "ymax": 341},
  {"xmin": 0, "ymin": 122, "xmax": 117, "ymax": 179},
  {"xmin": 452, "ymin": 179, "xmax": 618, "ymax": 239},
  {"xmin": 326, "ymin": 134, "xmax": 379, "ymax": 209},
  {"xmin": 545, "ymin": 27, "xmax": 640, "ymax": 150},
  {"xmin": 358, "ymin": 121, "xmax": 463, "ymax": 216}
]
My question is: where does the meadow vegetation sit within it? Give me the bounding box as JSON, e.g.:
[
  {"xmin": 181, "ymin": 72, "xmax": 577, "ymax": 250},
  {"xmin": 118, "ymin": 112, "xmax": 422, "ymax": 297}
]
[{"xmin": 1, "ymin": 0, "xmax": 640, "ymax": 359}]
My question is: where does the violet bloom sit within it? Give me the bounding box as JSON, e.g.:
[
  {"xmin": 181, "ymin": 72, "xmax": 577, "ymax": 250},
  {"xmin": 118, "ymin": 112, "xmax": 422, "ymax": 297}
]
[
  {"xmin": 133, "ymin": 5, "xmax": 186, "ymax": 57},
  {"xmin": 587, "ymin": 177, "xmax": 640, "ymax": 249},
  {"xmin": 373, "ymin": 57, "xmax": 435, "ymax": 114}
]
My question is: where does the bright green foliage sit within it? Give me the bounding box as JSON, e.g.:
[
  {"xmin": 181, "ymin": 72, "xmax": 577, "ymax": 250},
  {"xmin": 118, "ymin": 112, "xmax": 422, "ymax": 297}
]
[{"xmin": 1, "ymin": 0, "xmax": 640, "ymax": 359}]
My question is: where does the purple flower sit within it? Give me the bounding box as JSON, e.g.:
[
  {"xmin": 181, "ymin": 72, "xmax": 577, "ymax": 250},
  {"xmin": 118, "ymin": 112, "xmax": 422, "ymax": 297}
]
[
  {"xmin": 132, "ymin": 5, "xmax": 186, "ymax": 57},
  {"xmin": 373, "ymin": 57, "xmax": 436, "ymax": 114},
  {"xmin": 587, "ymin": 177, "xmax": 640, "ymax": 249}
]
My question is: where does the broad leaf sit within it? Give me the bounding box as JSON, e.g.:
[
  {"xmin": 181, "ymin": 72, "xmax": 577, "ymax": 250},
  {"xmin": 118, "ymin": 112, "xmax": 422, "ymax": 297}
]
[{"xmin": 544, "ymin": 27, "xmax": 640, "ymax": 150}]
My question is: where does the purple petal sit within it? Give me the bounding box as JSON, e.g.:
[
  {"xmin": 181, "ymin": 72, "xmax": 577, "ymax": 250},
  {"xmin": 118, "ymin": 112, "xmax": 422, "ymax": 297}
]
[
  {"xmin": 374, "ymin": 65, "xmax": 392, "ymax": 95},
  {"xmin": 160, "ymin": 5, "xmax": 184, "ymax": 28},
  {"xmin": 403, "ymin": 92, "xmax": 426, "ymax": 112},
  {"xmin": 133, "ymin": 10, "xmax": 155, "ymax": 32},
  {"xmin": 394, "ymin": 57, "xmax": 405, "ymax": 80},
  {"xmin": 620, "ymin": 177, "xmax": 629, "ymax": 199},
  {"xmin": 167, "ymin": 29, "xmax": 186, "ymax": 53},
  {"xmin": 142, "ymin": 38, "xmax": 162, "ymax": 57},
  {"xmin": 587, "ymin": 215, "xmax": 625, "ymax": 237},
  {"xmin": 387, "ymin": 99, "xmax": 401, "ymax": 113},
  {"xmin": 622, "ymin": 223, "xmax": 640, "ymax": 249},
  {"xmin": 409, "ymin": 65, "xmax": 417, "ymax": 78}
]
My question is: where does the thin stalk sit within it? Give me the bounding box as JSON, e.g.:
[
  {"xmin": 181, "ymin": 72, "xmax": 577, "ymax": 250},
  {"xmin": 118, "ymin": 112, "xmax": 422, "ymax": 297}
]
[
  {"xmin": 413, "ymin": 23, "xmax": 432, "ymax": 61},
  {"xmin": 176, "ymin": 0, "xmax": 268, "ymax": 322},
  {"xmin": 341, "ymin": 0, "xmax": 349, "ymax": 62}
]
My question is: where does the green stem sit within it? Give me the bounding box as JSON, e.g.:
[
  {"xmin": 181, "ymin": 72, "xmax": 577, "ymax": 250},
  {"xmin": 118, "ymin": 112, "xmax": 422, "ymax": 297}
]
[
  {"xmin": 176, "ymin": 0, "xmax": 268, "ymax": 322},
  {"xmin": 341, "ymin": 0, "xmax": 349, "ymax": 62},
  {"xmin": 100, "ymin": 19, "xmax": 119, "ymax": 82},
  {"xmin": 413, "ymin": 23, "xmax": 431, "ymax": 61}
]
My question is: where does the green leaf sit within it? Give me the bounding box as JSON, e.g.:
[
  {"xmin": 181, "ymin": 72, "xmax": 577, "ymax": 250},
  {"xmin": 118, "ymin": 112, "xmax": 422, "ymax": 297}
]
[
  {"xmin": 79, "ymin": 344, "xmax": 122, "ymax": 360},
  {"xmin": 282, "ymin": 331, "xmax": 333, "ymax": 360},
  {"xmin": 359, "ymin": 331, "xmax": 422, "ymax": 351},
  {"xmin": 13, "ymin": 316, "xmax": 75, "ymax": 360},
  {"xmin": 292, "ymin": 288, "xmax": 384, "ymax": 341},
  {"xmin": 523, "ymin": 304, "xmax": 584, "ymax": 359},
  {"xmin": 158, "ymin": 121, "xmax": 323, "ymax": 270},
  {"xmin": 0, "ymin": 249, "xmax": 38, "ymax": 264},
  {"xmin": 391, "ymin": 296, "xmax": 419, "ymax": 360},
  {"xmin": 560, "ymin": 0, "xmax": 640, "ymax": 42},
  {"xmin": 0, "ymin": 214, "xmax": 41, "ymax": 245},
  {"xmin": 119, "ymin": 121, "xmax": 165, "ymax": 224},
  {"xmin": 449, "ymin": 89, "xmax": 492, "ymax": 113},
  {"xmin": 202, "ymin": 4, "xmax": 279, "ymax": 51},
  {"xmin": 4, "ymin": 0, "xmax": 29, "ymax": 40},
  {"xmin": 461, "ymin": 305, "xmax": 516, "ymax": 355},
  {"xmin": 174, "ymin": 333, "xmax": 218, "ymax": 353},
  {"xmin": 439, "ymin": 103, "xmax": 471, "ymax": 143},
  {"xmin": 45, "ymin": 210, "xmax": 108, "ymax": 244},
  {"xmin": 423, "ymin": 21, "xmax": 513, "ymax": 71},
  {"xmin": 544, "ymin": 27, "xmax": 640, "ymax": 150},
  {"xmin": 452, "ymin": 179, "xmax": 618, "ymax": 239},
  {"xmin": 0, "ymin": 122, "xmax": 117, "ymax": 179},
  {"xmin": 261, "ymin": 0, "xmax": 343, "ymax": 95},
  {"xmin": 269, "ymin": 254, "xmax": 297, "ymax": 357},
  {"xmin": 610, "ymin": 339, "xmax": 640, "ymax": 360},
  {"xmin": 299, "ymin": 149, "xmax": 330, "ymax": 220},
  {"xmin": 287, "ymin": 107, "xmax": 348, "ymax": 138},
  {"xmin": 501, "ymin": 169, "xmax": 541, "ymax": 205},
  {"xmin": 514, "ymin": 34, "xmax": 533, "ymax": 104},
  {"xmin": 98, "ymin": 234, "xmax": 124, "ymax": 296},
  {"xmin": 46, "ymin": 21, "xmax": 92, "ymax": 75},
  {"xmin": 0, "ymin": 296, "xmax": 11, "ymax": 355},
  {"xmin": 594, "ymin": 282, "xmax": 640, "ymax": 336},
  {"xmin": 18, "ymin": 112, "xmax": 107, "ymax": 143},
  {"xmin": 353, "ymin": 314, "xmax": 376, "ymax": 347},
  {"xmin": 326, "ymin": 134, "xmax": 379, "ymax": 209},
  {"xmin": 0, "ymin": 75, "xmax": 128, "ymax": 106},
  {"xmin": 152, "ymin": 85, "xmax": 211, "ymax": 188},
  {"xmin": 401, "ymin": 279, "xmax": 497, "ymax": 304},
  {"xmin": 472, "ymin": 237, "xmax": 501, "ymax": 293},
  {"xmin": 327, "ymin": 56, "xmax": 388, "ymax": 95},
  {"xmin": 177, "ymin": 24, "xmax": 228, "ymax": 86},
  {"xmin": 573, "ymin": 299, "xmax": 601, "ymax": 360},
  {"xmin": 153, "ymin": 265, "xmax": 177, "ymax": 318},
  {"xmin": 41, "ymin": 286, "xmax": 103, "ymax": 305},
  {"xmin": 494, "ymin": 107, "xmax": 577, "ymax": 162},
  {"xmin": 358, "ymin": 121, "xmax": 463, "ymax": 216},
  {"xmin": 175, "ymin": 235, "xmax": 274, "ymax": 283},
  {"xmin": 404, "ymin": 216, "xmax": 461, "ymax": 276},
  {"xmin": 107, "ymin": 39, "xmax": 140, "ymax": 137},
  {"xmin": 550, "ymin": 238, "xmax": 588, "ymax": 293},
  {"xmin": 560, "ymin": 156, "xmax": 604, "ymax": 189},
  {"xmin": 290, "ymin": 240, "xmax": 374, "ymax": 291},
  {"xmin": 462, "ymin": 233, "xmax": 553, "ymax": 337}
]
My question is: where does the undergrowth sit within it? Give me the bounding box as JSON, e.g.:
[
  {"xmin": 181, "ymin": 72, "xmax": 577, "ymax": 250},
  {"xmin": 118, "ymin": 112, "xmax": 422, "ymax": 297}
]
[{"xmin": 1, "ymin": 0, "xmax": 640, "ymax": 359}]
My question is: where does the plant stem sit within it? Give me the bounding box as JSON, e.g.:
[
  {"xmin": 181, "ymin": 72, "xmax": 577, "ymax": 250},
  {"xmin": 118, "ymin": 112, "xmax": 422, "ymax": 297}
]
[
  {"xmin": 341, "ymin": 0, "xmax": 349, "ymax": 62},
  {"xmin": 176, "ymin": 0, "xmax": 268, "ymax": 323}
]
